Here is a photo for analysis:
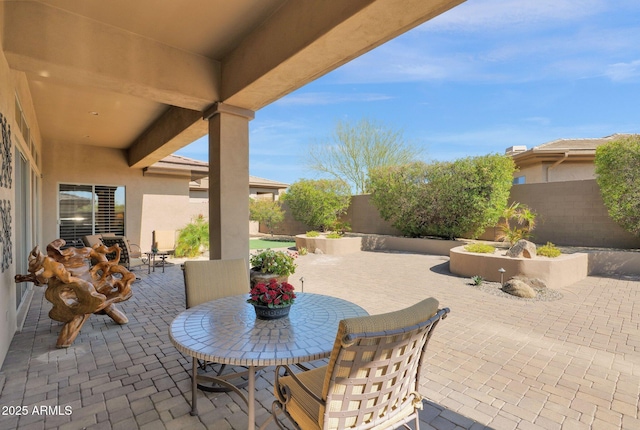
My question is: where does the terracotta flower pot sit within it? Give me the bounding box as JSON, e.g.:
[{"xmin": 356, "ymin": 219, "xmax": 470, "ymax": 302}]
[{"xmin": 249, "ymin": 269, "xmax": 288, "ymax": 287}]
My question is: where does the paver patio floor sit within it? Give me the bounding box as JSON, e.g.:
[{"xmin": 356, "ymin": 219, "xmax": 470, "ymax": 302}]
[{"xmin": 1, "ymin": 250, "xmax": 639, "ymax": 429}]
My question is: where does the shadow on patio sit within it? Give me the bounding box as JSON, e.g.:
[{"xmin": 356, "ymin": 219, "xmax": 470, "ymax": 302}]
[{"xmin": 2, "ymin": 250, "xmax": 639, "ymax": 429}]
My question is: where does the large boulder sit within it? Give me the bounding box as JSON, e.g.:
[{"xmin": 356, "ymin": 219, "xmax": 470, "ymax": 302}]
[
  {"xmin": 506, "ymin": 240, "xmax": 537, "ymax": 258},
  {"xmin": 502, "ymin": 279, "xmax": 537, "ymax": 298},
  {"xmin": 511, "ymin": 276, "xmax": 547, "ymax": 289}
]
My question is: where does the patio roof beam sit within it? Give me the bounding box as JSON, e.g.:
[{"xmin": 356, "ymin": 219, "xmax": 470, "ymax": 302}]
[
  {"xmin": 222, "ymin": 0, "xmax": 466, "ymax": 110},
  {"xmin": 128, "ymin": 107, "xmax": 208, "ymax": 168},
  {"xmin": 2, "ymin": 1, "xmax": 220, "ymax": 111}
]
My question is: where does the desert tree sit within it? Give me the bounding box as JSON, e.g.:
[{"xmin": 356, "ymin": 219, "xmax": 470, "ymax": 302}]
[{"xmin": 307, "ymin": 118, "xmax": 422, "ymax": 194}]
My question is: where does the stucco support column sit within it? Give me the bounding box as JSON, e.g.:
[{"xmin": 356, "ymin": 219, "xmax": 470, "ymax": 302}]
[{"xmin": 204, "ymin": 103, "xmax": 255, "ymax": 260}]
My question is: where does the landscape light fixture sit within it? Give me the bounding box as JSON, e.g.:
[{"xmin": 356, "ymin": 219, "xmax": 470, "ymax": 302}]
[{"xmin": 498, "ymin": 268, "xmax": 506, "ymax": 286}]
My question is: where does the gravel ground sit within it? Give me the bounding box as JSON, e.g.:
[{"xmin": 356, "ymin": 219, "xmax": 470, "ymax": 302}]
[{"xmin": 465, "ymin": 279, "xmax": 564, "ymax": 301}]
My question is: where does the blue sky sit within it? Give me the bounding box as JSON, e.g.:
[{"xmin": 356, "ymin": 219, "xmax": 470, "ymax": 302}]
[{"xmin": 176, "ymin": 0, "xmax": 640, "ymax": 186}]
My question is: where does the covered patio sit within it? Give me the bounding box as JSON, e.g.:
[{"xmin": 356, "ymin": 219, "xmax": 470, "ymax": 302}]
[
  {"xmin": 1, "ymin": 0, "xmax": 466, "ymax": 371},
  {"xmin": 1, "ymin": 251, "xmax": 639, "ymax": 429}
]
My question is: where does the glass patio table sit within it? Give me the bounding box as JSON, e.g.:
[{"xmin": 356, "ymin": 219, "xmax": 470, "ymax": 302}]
[{"xmin": 169, "ymin": 292, "xmax": 368, "ymax": 430}]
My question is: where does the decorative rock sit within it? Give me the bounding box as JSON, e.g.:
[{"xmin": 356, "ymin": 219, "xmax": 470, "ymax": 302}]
[
  {"xmin": 512, "ymin": 276, "xmax": 547, "ymax": 289},
  {"xmin": 506, "ymin": 240, "xmax": 537, "ymax": 259},
  {"xmin": 502, "ymin": 279, "xmax": 537, "ymax": 298},
  {"xmin": 314, "ymin": 248, "xmax": 324, "ymax": 255}
]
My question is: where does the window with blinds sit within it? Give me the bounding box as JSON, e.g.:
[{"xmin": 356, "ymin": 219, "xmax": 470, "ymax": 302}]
[{"xmin": 59, "ymin": 184, "xmax": 125, "ymax": 244}]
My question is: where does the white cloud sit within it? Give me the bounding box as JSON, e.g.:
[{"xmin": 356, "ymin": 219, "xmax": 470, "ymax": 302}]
[
  {"xmin": 422, "ymin": 0, "xmax": 607, "ymax": 33},
  {"xmin": 605, "ymin": 60, "xmax": 640, "ymax": 82},
  {"xmin": 332, "ymin": 20, "xmax": 640, "ymax": 85}
]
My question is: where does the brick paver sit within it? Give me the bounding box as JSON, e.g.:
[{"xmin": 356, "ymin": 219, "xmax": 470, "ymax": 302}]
[{"xmin": 1, "ymin": 251, "xmax": 638, "ymax": 429}]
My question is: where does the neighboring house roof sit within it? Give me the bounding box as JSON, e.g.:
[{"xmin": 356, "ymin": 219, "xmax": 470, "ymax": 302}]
[
  {"xmin": 510, "ymin": 133, "xmax": 631, "ymax": 167},
  {"xmin": 145, "ymin": 154, "xmax": 289, "ymax": 189},
  {"xmin": 144, "ymin": 154, "xmax": 209, "ymax": 180},
  {"xmin": 248, "ymin": 175, "xmax": 289, "ymax": 189}
]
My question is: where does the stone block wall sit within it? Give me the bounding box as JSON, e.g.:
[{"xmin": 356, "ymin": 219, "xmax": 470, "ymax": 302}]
[
  {"xmin": 263, "ymin": 180, "xmax": 640, "ymax": 249},
  {"xmin": 509, "ymin": 180, "xmax": 640, "ymax": 248}
]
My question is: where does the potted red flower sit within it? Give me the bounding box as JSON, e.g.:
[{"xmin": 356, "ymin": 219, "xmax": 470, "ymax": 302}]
[{"xmin": 247, "ymin": 278, "xmax": 297, "ymax": 320}]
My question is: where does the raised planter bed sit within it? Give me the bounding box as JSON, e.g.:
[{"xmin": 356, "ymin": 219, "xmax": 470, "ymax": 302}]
[
  {"xmin": 295, "ymin": 234, "xmax": 362, "ymax": 255},
  {"xmin": 449, "ymin": 246, "xmax": 589, "ymax": 289},
  {"xmin": 360, "ymin": 235, "xmax": 464, "ymax": 256}
]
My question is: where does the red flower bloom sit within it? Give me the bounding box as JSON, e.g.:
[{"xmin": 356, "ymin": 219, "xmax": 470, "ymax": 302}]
[{"xmin": 247, "ymin": 279, "xmax": 297, "ymax": 308}]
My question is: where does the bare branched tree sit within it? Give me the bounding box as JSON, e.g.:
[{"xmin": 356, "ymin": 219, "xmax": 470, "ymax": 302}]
[{"xmin": 307, "ymin": 118, "xmax": 423, "ymax": 194}]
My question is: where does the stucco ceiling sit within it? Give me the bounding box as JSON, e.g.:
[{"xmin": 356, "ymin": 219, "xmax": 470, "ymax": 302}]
[
  {"xmin": 7, "ymin": 0, "xmax": 288, "ymax": 152},
  {"xmin": 3, "ymin": 0, "xmax": 465, "ymax": 166},
  {"xmin": 35, "ymin": 0, "xmax": 288, "ymax": 59}
]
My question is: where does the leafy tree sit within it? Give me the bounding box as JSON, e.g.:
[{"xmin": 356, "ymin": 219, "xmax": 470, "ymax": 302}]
[
  {"xmin": 307, "ymin": 118, "xmax": 422, "ymax": 194},
  {"xmin": 368, "ymin": 154, "xmax": 515, "ymax": 239},
  {"xmin": 249, "ymin": 198, "xmax": 285, "ymax": 236},
  {"xmin": 281, "ymin": 179, "xmax": 351, "ymax": 231},
  {"xmin": 175, "ymin": 214, "xmax": 209, "ymax": 257},
  {"xmin": 595, "ymin": 134, "xmax": 640, "ymax": 236}
]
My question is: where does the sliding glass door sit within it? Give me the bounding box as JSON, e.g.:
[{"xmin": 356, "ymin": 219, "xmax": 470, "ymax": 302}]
[{"xmin": 58, "ymin": 184, "xmax": 125, "ymax": 244}]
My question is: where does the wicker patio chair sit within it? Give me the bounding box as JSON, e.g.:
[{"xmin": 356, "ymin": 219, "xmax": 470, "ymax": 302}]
[
  {"xmin": 82, "ymin": 234, "xmax": 144, "ymax": 269},
  {"xmin": 271, "ymin": 297, "xmax": 449, "ymax": 430},
  {"xmin": 99, "ymin": 236, "xmax": 143, "ymax": 270},
  {"xmin": 182, "ymin": 259, "xmax": 258, "ymax": 392}
]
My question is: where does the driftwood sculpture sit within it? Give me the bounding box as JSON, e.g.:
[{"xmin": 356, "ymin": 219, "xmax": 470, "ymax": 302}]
[{"xmin": 14, "ymin": 239, "xmax": 134, "ymax": 348}]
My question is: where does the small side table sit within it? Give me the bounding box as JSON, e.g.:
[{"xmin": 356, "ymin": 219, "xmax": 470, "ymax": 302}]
[{"xmin": 144, "ymin": 251, "xmax": 169, "ymax": 273}]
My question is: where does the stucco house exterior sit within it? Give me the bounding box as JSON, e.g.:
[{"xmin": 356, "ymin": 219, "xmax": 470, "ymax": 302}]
[
  {"xmin": 505, "ymin": 134, "xmax": 640, "ymax": 248},
  {"xmin": 508, "ymin": 134, "xmax": 630, "ymax": 184},
  {"xmin": 142, "ymin": 154, "xmax": 289, "ymax": 241},
  {"xmin": 1, "ymin": 0, "xmax": 465, "ymax": 367}
]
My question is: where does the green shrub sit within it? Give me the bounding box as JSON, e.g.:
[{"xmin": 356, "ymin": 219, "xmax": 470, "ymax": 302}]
[
  {"xmin": 281, "ymin": 179, "xmax": 351, "ymax": 231},
  {"xmin": 595, "ymin": 134, "xmax": 640, "ymax": 236},
  {"xmin": 175, "ymin": 215, "xmax": 209, "ymax": 257},
  {"xmin": 537, "ymin": 242, "xmax": 561, "ymax": 258},
  {"xmin": 326, "ymin": 232, "xmax": 342, "ymax": 239},
  {"xmin": 471, "ymin": 275, "xmax": 484, "ymax": 286},
  {"xmin": 297, "ymin": 247, "xmax": 308, "ymax": 255},
  {"xmin": 368, "ymin": 154, "xmax": 515, "ymax": 239},
  {"xmin": 328, "ymin": 221, "xmax": 351, "ymax": 235},
  {"xmin": 464, "ymin": 243, "xmax": 496, "ymax": 254},
  {"xmin": 250, "ymin": 249, "xmax": 297, "ymax": 276},
  {"xmin": 305, "ymin": 230, "xmax": 320, "ymax": 237}
]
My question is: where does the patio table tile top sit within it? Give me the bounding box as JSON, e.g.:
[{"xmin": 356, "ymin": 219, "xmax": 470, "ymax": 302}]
[
  {"xmin": 1, "ymin": 250, "xmax": 639, "ymax": 429},
  {"xmin": 169, "ymin": 293, "xmax": 367, "ymax": 367}
]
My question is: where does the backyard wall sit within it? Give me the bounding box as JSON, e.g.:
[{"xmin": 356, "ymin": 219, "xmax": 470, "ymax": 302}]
[
  {"xmin": 265, "ymin": 181, "xmax": 640, "ymax": 249},
  {"xmin": 509, "ymin": 180, "xmax": 640, "ymax": 248}
]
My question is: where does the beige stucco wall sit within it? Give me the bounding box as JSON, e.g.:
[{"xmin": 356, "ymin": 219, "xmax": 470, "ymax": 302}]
[
  {"xmin": 0, "ymin": 27, "xmax": 43, "ymax": 366},
  {"xmin": 546, "ymin": 161, "xmax": 595, "ymax": 182},
  {"xmin": 346, "ymin": 195, "xmax": 401, "ymax": 235},
  {"xmin": 0, "ymin": 5, "xmax": 16, "ymax": 367},
  {"xmin": 41, "ymin": 142, "xmax": 196, "ymax": 252},
  {"xmin": 517, "ymin": 161, "xmax": 596, "ymax": 184},
  {"xmin": 449, "ymin": 246, "xmax": 589, "ymax": 289},
  {"xmin": 515, "ymin": 164, "xmax": 545, "ymax": 184}
]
